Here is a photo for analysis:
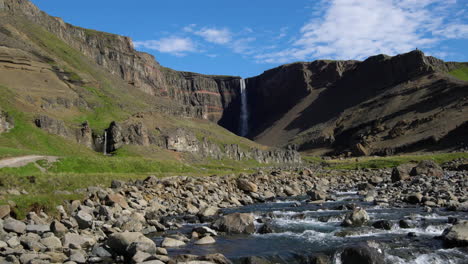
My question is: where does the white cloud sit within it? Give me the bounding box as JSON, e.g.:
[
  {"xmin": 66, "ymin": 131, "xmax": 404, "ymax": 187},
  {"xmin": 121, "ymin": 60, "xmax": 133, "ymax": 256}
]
[
  {"xmin": 435, "ymin": 24, "xmax": 468, "ymax": 39},
  {"xmin": 183, "ymin": 24, "xmax": 197, "ymax": 33},
  {"xmin": 255, "ymin": 0, "xmax": 465, "ymax": 63},
  {"xmin": 133, "ymin": 36, "xmax": 197, "ymax": 56},
  {"xmin": 231, "ymin": 37, "xmax": 256, "ymax": 55},
  {"xmin": 194, "ymin": 27, "xmax": 232, "ymax": 44}
]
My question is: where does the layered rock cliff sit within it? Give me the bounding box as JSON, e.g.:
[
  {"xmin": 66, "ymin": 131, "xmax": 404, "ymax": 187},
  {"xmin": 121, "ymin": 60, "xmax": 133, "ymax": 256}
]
[
  {"xmin": 2, "ymin": 0, "xmax": 242, "ymax": 128},
  {"xmin": 2, "ymin": 0, "xmax": 467, "ymax": 159},
  {"xmin": 246, "ymin": 50, "xmax": 468, "ymax": 156}
]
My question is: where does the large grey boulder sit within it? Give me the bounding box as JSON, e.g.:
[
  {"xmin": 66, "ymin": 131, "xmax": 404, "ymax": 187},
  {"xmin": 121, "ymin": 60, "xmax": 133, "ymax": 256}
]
[
  {"xmin": 410, "ymin": 160, "xmax": 443, "ymax": 177},
  {"xmin": 63, "ymin": 233, "xmax": 96, "ymax": 248},
  {"xmin": 106, "ymin": 232, "xmax": 155, "ymax": 255},
  {"xmin": 342, "ymin": 208, "xmax": 370, "ymax": 227},
  {"xmin": 212, "ymin": 213, "xmax": 255, "ymax": 234},
  {"xmin": 40, "ymin": 236, "xmax": 62, "ymax": 251},
  {"xmin": 3, "ymin": 218, "xmax": 26, "ymax": 234},
  {"xmin": 75, "ymin": 210, "xmax": 93, "ymax": 229},
  {"xmin": 442, "ymin": 220, "xmax": 468, "ymax": 247},
  {"xmin": 26, "ymin": 224, "xmax": 50, "ymax": 234}
]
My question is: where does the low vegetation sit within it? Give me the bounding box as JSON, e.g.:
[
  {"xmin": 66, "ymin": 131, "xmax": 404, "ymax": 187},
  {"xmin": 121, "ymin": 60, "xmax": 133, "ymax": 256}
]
[
  {"xmin": 449, "ymin": 66, "xmax": 468, "ymax": 81},
  {"xmin": 304, "ymin": 152, "xmax": 468, "ymax": 170}
]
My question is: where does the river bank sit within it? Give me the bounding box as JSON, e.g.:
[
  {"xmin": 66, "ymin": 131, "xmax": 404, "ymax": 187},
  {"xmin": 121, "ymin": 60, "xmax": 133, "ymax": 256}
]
[{"xmin": 0, "ymin": 159, "xmax": 467, "ymax": 263}]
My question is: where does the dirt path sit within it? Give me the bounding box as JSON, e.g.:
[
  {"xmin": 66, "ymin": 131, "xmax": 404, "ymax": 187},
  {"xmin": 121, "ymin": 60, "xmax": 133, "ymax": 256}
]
[{"xmin": 0, "ymin": 155, "xmax": 59, "ymax": 169}]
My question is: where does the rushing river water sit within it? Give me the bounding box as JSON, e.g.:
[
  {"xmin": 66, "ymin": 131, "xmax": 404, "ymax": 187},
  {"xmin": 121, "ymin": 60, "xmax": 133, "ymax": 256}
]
[{"xmin": 157, "ymin": 191, "xmax": 468, "ymax": 264}]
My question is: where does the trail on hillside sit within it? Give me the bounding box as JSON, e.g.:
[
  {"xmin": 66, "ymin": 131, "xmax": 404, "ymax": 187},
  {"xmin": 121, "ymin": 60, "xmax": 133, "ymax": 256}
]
[{"xmin": 0, "ymin": 155, "xmax": 58, "ymax": 169}]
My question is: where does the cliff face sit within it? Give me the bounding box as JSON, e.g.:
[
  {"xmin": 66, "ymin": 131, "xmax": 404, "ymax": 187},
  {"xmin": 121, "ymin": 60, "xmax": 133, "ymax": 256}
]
[
  {"xmin": 246, "ymin": 50, "xmax": 468, "ymax": 156},
  {"xmin": 3, "ymin": 0, "xmax": 242, "ymax": 126},
  {"xmin": 2, "ymin": 0, "xmax": 467, "ymax": 158}
]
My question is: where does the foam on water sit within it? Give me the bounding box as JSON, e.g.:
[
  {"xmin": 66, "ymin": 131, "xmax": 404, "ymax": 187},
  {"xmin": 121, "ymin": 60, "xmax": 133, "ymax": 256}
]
[{"xmin": 385, "ymin": 248, "xmax": 466, "ymax": 264}]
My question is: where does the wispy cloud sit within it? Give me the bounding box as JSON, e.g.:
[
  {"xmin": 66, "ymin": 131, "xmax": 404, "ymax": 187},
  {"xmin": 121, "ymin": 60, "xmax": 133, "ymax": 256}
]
[
  {"xmin": 255, "ymin": 0, "xmax": 466, "ymax": 63},
  {"xmin": 194, "ymin": 27, "xmax": 232, "ymax": 44},
  {"xmin": 133, "ymin": 36, "xmax": 197, "ymax": 56}
]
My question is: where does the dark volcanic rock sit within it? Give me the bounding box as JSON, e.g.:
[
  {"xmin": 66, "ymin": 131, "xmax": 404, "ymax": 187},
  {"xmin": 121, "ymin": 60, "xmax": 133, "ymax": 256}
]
[{"xmin": 340, "ymin": 244, "xmax": 385, "ymax": 264}]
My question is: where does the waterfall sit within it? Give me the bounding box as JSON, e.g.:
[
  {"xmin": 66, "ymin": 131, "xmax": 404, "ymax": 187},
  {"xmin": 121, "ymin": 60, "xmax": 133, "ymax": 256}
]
[
  {"xmin": 103, "ymin": 130, "xmax": 107, "ymax": 155},
  {"xmin": 239, "ymin": 78, "xmax": 249, "ymax": 136}
]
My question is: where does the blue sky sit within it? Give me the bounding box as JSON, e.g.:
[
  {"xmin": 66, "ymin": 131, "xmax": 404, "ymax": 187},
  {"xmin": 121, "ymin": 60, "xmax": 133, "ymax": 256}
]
[{"xmin": 31, "ymin": 0, "xmax": 468, "ymax": 78}]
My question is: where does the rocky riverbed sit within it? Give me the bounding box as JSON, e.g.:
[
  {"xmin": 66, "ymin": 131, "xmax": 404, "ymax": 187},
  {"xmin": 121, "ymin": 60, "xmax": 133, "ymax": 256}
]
[{"xmin": 0, "ymin": 159, "xmax": 467, "ymax": 263}]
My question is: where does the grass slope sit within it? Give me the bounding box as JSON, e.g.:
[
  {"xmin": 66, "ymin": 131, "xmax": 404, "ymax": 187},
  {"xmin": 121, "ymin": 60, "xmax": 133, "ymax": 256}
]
[
  {"xmin": 304, "ymin": 152, "xmax": 468, "ymax": 170},
  {"xmin": 449, "ymin": 66, "xmax": 468, "ymax": 81}
]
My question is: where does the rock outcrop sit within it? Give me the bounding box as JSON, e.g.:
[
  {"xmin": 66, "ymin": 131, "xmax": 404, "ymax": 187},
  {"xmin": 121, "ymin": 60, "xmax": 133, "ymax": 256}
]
[{"xmin": 0, "ymin": 111, "xmax": 14, "ymax": 133}]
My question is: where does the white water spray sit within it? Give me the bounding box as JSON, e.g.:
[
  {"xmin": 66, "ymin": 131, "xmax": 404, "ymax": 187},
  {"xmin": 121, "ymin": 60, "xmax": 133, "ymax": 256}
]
[
  {"xmin": 239, "ymin": 78, "xmax": 249, "ymax": 136},
  {"xmin": 103, "ymin": 130, "xmax": 107, "ymax": 155}
]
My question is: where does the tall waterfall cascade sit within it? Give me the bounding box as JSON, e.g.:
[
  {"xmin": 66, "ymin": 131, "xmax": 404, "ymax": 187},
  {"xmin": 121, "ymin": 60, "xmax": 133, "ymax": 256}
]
[{"xmin": 239, "ymin": 78, "xmax": 249, "ymax": 137}]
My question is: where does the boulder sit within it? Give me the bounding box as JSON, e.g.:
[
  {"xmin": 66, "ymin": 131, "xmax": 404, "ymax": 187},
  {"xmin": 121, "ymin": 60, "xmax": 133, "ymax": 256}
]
[
  {"xmin": 0, "ymin": 205, "xmax": 11, "ymax": 219},
  {"xmin": 212, "ymin": 213, "xmax": 255, "ymax": 234},
  {"xmin": 26, "ymin": 224, "xmax": 50, "ymax": 234},
  {"xmin": 51, "ymin": 220, "xmax": 68, "ymax": 237},
  {"xmin": 406, "ymin": 193, "xmax": 423, "ymax": 204},
  {"xmin": 195, "ymin": 236, "xmax": 216, "ymax": 245},
  {"xmin": 372, "ymin": 220, "xmax": 392, "ymax": 230},
  {"xmin": 237, "ymin": 179, "xmax": 258, "ymax": 192},
  {"xmin": 342, "ymin": 208, "xmax": 370, "ymax": 227},
  {"xmin": 398, "ymin": 220, "xmax": 414, "ymax": 229},
  {"xmin": 307, "ymin": 190, "xmax": 327, "ymax": 201},
  {"xmin": 442, "ymin": 220, "xmax": 468, "ymax": 247},
  {"xmin": 391, "ymin": 164, "xmax": 413, "ymax": 182},
  {"xmin": 198, "ymin": 206, "xmax": 219, "ymax": 218},
  {"xmin": 192, "ymin": 226, "xmax": 218, "ymax": 237},
  {"xmin": 410, "ymin": 160, "xmax": 443, "ymax": 177},
  {"xmin": 340, "ymin": 244, "xmax": 384, "ymax": 264},
  {"xmin": 63, "ymin": 233, "xmax": 96, "ymax": 248},
  {"xmin": 258, "ymin": 222, "xmax": 274, "ymax": 234},
  {"xmin": 161, "ymin": 237, "xmax": 186, "ymax": 247},
  {"xmin": 40, "ymin": 236, "xmax": 62, "ymax": 250},
  {"xmin": 3, "ymin": 218, "xmax": 26, "ymax": 234},
  {"xmin": 106, "ymin": 232, "xmax": 155, "ymax": 255},
  {"xmin": 75, "ymin": 210, "xmax": 93, "ymax": 229},
  {"xmin": 106, "ymin": 194, "xmax": 129, "ymax": 209}
]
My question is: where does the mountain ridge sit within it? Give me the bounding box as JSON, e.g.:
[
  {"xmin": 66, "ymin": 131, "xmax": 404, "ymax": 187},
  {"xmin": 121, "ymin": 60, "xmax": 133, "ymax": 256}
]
[{"xmin": 1, "ymin": 0, "xmax": 467, "ymax": 158}]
